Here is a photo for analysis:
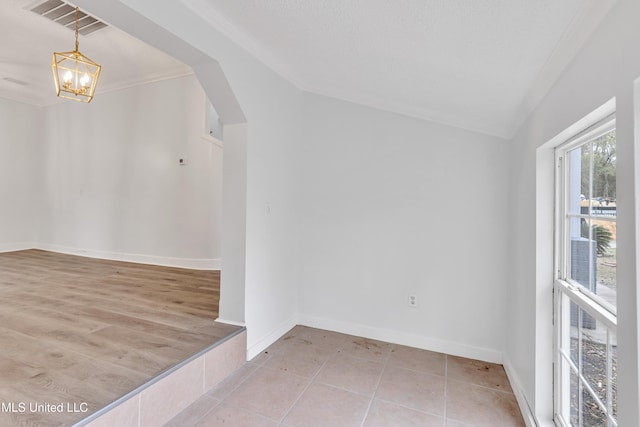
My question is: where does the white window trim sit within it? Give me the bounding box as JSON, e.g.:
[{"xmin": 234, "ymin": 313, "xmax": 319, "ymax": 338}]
[{"xmin": 553, "ymin": 113, "xmax": 618, "ymax": 427}]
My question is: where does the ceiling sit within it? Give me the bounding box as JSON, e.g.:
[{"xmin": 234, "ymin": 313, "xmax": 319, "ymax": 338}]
[
  {"xmin": 179, "ymin": 0, "xmax": 616, "ymax": 138},
  {"xmin": 0, "ymin": 0, "xmax": 191, "ymax": 106},
  {"xmin": 1, "ymin": 0, "xmax": 616, "ymax": 138}
]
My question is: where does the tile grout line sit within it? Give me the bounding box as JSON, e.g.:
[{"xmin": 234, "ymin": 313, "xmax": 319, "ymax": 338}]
[
  {"xmin": 275, "ymin": 332, "xmax": 383, "ymax": 424},
  {"xmin": 218, "ymin": 401, "xmax": 281, "ymax": 425},
  {"xmin": 208, "ymin": 364, "xmax": 282, "ymax": 424},
  {"xmin": 359, "ymin": 343, "xmax": 395, "ymax": 427},
  {"xmin": 312, "ymin": 379, "xmax": 378, "ymax": 399},
  {"xmin": 359, "ymin": 361, "xmax": 386, "ymax": 426},
  {"xmin": 276, "ymin": 339, "xmax": 343, "ymax": 425},
  {"xmin": 371, "ymin": 396, "xmax": 445, "ymax": 419},
  {"xmin": 210, "ymin": 362, "xmax": 261, "ymax": 403},
  {"xmin": 193, "ymin": 328, "xmax": 518, "ymax": 426},
  {"xmin": 184, "ymin": 395, "xmax": 220, "ymax": 427},
  {"xmin": 172, "ymin": 359, "xmax": 263, "ymax": 426},
  {"xmin": 443, "ymin": 354, "xmax": 448, "ymax": 422},
  {"xmin": 202, "ymin": 354, "xmax": 206, "ymax": 395}
]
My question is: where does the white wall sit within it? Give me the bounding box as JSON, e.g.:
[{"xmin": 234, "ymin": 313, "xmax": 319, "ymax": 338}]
[
  {"xmin": 297, "ymin": 93, "xmax": 510, "ymax": 362},
  {"xmin": 96, "ymin": 0, "xmax": 304, "ymax": 356},
  {"xmin": 37, "ymin": 75, "xmax": 224, "ymax": 268},
  {"xmin": 75, "ymin": 0, "xmax": 510, "ymax": 364},
  {"xmin": 218, "ymin": 41, "xmax": 303, "ymax": 357},
  {"xmin": 72, "ymin": 9, "xmax": 640, "ymax": 418},
  {"xmin": 507, "ymin": 0, "xmax": 640, "ymax": 425},
  {"xmin": 0, "ymin": 98, "xmax": 41, "ymax": 251},
  {"xmin": 218, "ymin": 123, "xmax": 247, "ymax": 325}
]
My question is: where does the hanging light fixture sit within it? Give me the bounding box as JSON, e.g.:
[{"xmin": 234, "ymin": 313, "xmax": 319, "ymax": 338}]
[{"xmin": 51, "ymin": 7, "xmax": 101, "ymax": 103}]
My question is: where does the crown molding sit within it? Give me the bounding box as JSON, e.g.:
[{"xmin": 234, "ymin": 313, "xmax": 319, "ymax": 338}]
[{"xmin": 29, "ymin": 68, "xmax": 195, "ymax": 107}]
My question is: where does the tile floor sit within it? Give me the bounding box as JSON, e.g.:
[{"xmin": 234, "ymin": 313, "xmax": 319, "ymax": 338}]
[{"xmin": 164, "ymin": 326, "xmax": 525, "ymax": 427}]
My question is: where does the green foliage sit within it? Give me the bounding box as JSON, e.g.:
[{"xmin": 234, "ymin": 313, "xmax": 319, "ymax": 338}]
[
  {"xmin": 581, "ymin": 222, "xmax": 613, "ymax": 256},
  {"xmin": 581, "ymin": 130, "xmax": 616, "ymax": 200}
]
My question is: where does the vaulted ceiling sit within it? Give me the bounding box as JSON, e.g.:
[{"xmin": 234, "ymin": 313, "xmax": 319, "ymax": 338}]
[
  {"xmin": 179, "ymin": 0, "xmax": 616, "ymax": 138},
  {"xmin": 1, "ymin": 0, "xmax": 617, "ymax": 138}
]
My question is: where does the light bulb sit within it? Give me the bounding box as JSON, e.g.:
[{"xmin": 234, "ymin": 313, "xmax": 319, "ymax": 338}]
[
  {"xmin": 63, "ymin": 71, "xmax": 72, "ymax": 83},
  {"xmin": 80, "ymin": 73, "xmax": 90, "ymax": 87}
]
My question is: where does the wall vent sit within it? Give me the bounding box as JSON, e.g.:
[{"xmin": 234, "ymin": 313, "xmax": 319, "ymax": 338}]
[{"xmin": 28, "ymin": 0, "xmax": 108, "ymax": 35}]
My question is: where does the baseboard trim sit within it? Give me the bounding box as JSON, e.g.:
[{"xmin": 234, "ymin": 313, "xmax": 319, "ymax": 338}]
[
  {"xmin": 246, "ymin": 316, "xmax": 298, "ymax": 361},
  {"xmin": 36, "ymin": 243, "xmax": 220, "ymax": 270},
  {"xmin": 503, "ymin": 357, "xmax": 544, "ymax": 427},
  {"xmin": 298, "ymin": 314, "xmax": 503, "ymax": 364},
  {"xmin": 0, "ymin": 242, "xmax": 36, "ymax": 253}
]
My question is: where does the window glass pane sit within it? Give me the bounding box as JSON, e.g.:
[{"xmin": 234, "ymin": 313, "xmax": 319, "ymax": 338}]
[
  {"xmin": 557, "ymin": 119, "xmax": 617, "ymax": 427},
  {"xmin": 590, "ymin": 130, "xmax": 616, "ymax": 207},
  {"xmin": 580, "ymin": 311, "xmax": 607, "ymax": 405},
  {"xmin": 582, "ymin": 393, "xmax": 609, "ymax": 427},
  {"xmin": 570, "ymin": 217, "xmax": 596, "ymax": 292},
  {"xmin": 570, "ymin": 368, "xmax": 580, "ymax": 426},
  {"xmin": 591, "ymin": 129, "xmax": 617, "ymax": 310},
  {"xmin": 562, "ymin": 295, "xmax": 617, "ymax": 427},
  {"xmin": 595, "ymin": 220, "xmax": 616, "ymax": 310}
]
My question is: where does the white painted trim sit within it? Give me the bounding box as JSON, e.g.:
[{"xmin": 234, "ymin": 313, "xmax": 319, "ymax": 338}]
[
  {"xmin": 95, "ymin": 69, "xmax": 195, "ymax": 98},
  {"xmin": 246, "ymin": 316, "xmax": 298, "ymax": 361},
  {"xmin": 298, "ymin": 314, "xmax": 503, "ymax": 364},
  {"xmin": 36, "ymin": 243, "xmax": 220, "ymax": 270},
  {"xmin": 0, "ymin": 242, "xmax": 37, "ymax": 253},
  {"xmin": 541, "ymin": 98, "xmax": 618, "ymax": 425},
  {"xmin": 544, "ymin": 98, "xmax": 616, "ymax": 148},
  {"xmin": 503, "ymin": 357, "xmax": 550, "ymax": 427}
]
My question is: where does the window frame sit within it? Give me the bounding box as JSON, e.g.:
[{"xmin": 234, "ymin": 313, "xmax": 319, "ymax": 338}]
[{"xmin": 553, "ymin": 114, "xmax": 618, "ymax": 427}]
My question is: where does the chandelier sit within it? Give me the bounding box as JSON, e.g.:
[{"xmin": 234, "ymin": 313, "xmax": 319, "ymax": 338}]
[{"xmin": 51, "ymin": 7, "xmax": 101, "ymax": 103}]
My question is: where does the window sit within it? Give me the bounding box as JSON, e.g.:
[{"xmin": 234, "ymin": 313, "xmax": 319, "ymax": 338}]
[{"xmin": 555, "ymin": 116, "xmax": 617, "ymax": 427}]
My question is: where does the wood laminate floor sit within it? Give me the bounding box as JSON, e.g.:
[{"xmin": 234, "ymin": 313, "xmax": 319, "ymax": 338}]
[{"xmin": 0, "ymin": 250, "xmax": 240, "ymax": 427}]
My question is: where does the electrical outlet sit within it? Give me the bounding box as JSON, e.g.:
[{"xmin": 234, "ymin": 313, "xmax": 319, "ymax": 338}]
[{"xmin": 408, "ymin": 294, "xmax": 418, "ymax": 308}]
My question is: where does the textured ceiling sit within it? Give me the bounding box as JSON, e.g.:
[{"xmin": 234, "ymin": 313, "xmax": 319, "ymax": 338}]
[
  {"xmin": 0, "ymin": 0, "xmax": 616, "ymax": 136},
  {"xmin": 181, "ymin": 0, "xmax": 616, "ymax": 138},
  {"xmin": 0, "ymin": 0, "xmax": 191, "ymax": 106}
]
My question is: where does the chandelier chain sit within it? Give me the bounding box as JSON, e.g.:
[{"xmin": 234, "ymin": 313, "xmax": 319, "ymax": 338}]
[{"xmin": 74, "ymin": 7, "xmax": 79, "ymax": 52}]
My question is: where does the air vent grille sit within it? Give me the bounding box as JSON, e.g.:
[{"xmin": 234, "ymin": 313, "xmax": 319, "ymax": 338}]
[{"xmin": 29, "ymin": 0, "xmax": 108, "ymax": 35}]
